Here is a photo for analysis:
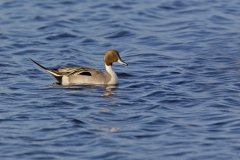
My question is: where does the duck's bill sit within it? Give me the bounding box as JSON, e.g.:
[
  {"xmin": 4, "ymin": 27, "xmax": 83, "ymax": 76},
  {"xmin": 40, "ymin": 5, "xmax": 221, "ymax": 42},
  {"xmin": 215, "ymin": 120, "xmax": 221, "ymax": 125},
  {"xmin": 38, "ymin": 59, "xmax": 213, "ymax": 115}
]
[{"xmin": 118, "ymin": 59, "xmax": 128, "ymax": 66}]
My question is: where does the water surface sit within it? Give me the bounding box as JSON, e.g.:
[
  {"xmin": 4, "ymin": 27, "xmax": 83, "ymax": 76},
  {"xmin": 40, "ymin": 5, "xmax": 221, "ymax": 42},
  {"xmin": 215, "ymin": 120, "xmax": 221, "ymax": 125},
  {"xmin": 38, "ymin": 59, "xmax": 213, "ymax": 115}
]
[{"xmin": 1, "ymin": 0, "xmax": 240, "ymax": 159}]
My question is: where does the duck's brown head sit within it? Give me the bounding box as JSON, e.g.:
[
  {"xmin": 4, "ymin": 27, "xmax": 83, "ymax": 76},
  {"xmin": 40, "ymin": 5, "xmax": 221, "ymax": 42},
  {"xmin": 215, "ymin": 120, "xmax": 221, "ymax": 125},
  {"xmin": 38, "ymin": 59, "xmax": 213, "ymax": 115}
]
[{"xmin": 104, "ymin": 49, "xmax": 128, "ymax": 66}]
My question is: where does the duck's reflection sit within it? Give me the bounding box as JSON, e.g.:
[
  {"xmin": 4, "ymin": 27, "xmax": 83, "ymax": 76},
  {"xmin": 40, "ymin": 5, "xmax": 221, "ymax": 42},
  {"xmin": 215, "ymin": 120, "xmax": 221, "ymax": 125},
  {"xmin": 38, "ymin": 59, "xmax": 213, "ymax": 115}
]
[
  {"xmin": 48, "ymin": 82, "xmax": 118, "ymax": 96},
  {"xmin": 103, "ymin": 85, "xmax": 117, "ymax": 96}
]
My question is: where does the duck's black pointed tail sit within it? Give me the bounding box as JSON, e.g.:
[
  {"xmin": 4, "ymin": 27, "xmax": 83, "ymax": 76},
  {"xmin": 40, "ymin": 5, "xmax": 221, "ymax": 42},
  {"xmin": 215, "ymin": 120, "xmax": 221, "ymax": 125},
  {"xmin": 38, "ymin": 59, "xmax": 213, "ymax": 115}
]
[
  {"xmin": 30, "ymin": 58, "xmax": 63, "ymax": 83},
  {"xmin": 30, "ymin": 58, "xmax": 49, "ymax": 71}
]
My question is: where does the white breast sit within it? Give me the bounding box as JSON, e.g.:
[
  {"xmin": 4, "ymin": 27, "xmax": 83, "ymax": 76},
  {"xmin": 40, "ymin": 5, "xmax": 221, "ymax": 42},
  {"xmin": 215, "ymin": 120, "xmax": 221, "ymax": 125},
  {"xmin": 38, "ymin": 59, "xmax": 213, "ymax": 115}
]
[{"xmin": 105, "ymin": 65, "xmax": 118, "ymax": 84}]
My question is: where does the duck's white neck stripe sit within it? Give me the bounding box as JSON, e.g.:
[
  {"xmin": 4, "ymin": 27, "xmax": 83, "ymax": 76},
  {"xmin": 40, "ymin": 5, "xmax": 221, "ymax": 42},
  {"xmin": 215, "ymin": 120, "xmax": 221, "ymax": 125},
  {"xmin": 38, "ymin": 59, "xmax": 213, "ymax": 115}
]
[{"xmin": 105, "ymin": 64, "xmax": 118, "ymax": 84}]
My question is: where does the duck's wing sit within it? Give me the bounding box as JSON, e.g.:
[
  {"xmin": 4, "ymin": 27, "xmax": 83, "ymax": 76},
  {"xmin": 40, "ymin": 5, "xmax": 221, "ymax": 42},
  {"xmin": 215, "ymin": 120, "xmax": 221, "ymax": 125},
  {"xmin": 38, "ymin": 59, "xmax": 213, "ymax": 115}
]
[{"xmin": 57, "ymin": 67, "xmax": 102, "ymax": 77}]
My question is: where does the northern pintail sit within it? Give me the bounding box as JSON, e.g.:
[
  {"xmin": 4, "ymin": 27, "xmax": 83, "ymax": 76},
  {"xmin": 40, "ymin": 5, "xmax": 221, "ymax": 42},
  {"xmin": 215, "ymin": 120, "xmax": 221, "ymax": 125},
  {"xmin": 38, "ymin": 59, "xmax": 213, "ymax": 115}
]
[{"xmin": 30, "ymin": 49, "xmax": 128, "ymax": 85}]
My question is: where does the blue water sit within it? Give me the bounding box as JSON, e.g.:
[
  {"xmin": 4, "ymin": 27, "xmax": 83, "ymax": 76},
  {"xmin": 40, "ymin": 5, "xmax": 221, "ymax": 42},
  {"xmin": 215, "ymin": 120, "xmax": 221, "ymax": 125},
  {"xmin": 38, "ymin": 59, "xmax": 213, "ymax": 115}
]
[{"xmin": 1, "ymin": 0, "xmax": 240, "ymax": 159}]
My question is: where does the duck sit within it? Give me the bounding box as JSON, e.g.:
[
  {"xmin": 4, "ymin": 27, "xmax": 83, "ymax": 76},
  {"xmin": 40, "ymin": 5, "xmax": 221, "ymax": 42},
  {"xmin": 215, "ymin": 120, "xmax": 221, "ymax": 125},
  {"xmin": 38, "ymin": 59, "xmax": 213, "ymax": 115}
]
[{"xmin": 30, "ymin": 49, "xmax": 128, "ymax": 85}]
